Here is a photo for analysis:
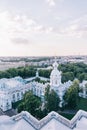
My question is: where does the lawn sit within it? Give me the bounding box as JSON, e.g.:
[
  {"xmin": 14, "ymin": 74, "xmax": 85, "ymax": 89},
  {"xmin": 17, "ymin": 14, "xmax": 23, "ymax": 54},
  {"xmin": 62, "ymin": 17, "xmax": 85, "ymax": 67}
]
[
  {"xmin": 59, "ymin": 97, "xmax": 87, "ymax": 120},
  {"xmin": 59, "ymin": 113, "xmax": 75, "ymax": 120},
  {"xmin": 77, "ymin": 97, "xmax": 87, "ymax": 111}
]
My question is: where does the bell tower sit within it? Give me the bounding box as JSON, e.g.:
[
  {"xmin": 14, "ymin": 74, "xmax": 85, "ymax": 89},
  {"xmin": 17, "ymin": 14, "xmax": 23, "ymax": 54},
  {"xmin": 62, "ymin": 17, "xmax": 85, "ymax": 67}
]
[{"xmin": 50, "ymin": 58, "xmax": 61, "ymax": 88}]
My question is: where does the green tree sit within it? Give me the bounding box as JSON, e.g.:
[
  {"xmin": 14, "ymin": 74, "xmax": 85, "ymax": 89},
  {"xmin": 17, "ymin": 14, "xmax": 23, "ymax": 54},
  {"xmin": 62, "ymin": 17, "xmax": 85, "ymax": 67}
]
[
  {"xmin": 45, "ymin": 85, "xmax": 50, "ymax": 101},
  {"xmin": 64, "ymin": 80, "xmax": 79, "ymax": 109},
  {"xmin": 62, "ymin": 72, "xmax": 74, "ymax": 83},
  {"xmin": 45, "ymin": 86, "xmax": 60, "ymax": 112},
  {"xmin": 18, "ymin": 91, "xmax": 41, "ymax": 117},
  {"xmin": 39, "ymin": 69, "xmax": 51, "ymax": 78},
  {"xmin": 59, "ymin": 62, "xmax": 87, "ymax": 83},
  {"xmin": 7, "ymin": 68, "xmax": 18, "ymax": 77}
]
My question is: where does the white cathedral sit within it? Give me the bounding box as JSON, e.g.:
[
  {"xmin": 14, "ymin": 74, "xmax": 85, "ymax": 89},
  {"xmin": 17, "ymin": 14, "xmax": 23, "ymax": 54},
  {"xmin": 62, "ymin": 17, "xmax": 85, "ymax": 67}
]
[{"xmin": 0, "ymin": 58, "xmax": 86, "ymax": 111}]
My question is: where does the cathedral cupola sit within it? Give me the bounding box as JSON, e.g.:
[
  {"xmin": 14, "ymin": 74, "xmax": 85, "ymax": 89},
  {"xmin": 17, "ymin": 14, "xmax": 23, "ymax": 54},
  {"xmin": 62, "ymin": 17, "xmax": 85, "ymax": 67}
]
[{"xmin": 50, "ymin": 58, "xmax": 61, "ymax": 87}]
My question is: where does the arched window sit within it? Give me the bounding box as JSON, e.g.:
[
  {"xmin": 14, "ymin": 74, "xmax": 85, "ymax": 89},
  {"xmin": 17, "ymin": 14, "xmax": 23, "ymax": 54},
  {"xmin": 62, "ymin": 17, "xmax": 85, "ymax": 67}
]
[
  {"xmin": 21, "ymin": 92, "xmax": 23, "ymax": 96},
  {"xmin": 17, "ymin": 93, "xmax": 19, "ymax": 97},
  {"xmin": 13, "ymin": 94, "xmax": 15, "ymax": 99},
  {"xmin": 55, "ymin": 80, "xmax": 57, "ymax": 84}
]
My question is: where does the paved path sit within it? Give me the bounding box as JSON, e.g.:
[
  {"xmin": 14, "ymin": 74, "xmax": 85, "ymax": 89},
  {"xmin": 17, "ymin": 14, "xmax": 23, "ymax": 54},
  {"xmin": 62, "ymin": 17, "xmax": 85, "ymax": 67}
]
[
  {"xmin": 0, "ymin": 109, "xmax": 17, "ymax": 117},
  {"xmin": 0, "ymin": 109, "xmax": 5, "ymax": 115},
  {"xmin": 58, "ymin": 109, "xmax": 77, "ymax": 115}
]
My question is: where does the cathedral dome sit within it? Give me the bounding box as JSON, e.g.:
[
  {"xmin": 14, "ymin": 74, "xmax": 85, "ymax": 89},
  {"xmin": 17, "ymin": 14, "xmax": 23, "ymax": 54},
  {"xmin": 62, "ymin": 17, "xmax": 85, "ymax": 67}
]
[
  {"xmin": 50, "ymin": 59, "xmax": 61, "ymax": 87},
  {"xmin": 53, "ymin": 61, "xmax": 58, "ymax": 68},
  {"xmin": 51, "ymin": 60, "xmax": 60, "ymax": 77},
  {"xmin": 50, "ymin": 68, "xmax": 61, "ymax": 77}
]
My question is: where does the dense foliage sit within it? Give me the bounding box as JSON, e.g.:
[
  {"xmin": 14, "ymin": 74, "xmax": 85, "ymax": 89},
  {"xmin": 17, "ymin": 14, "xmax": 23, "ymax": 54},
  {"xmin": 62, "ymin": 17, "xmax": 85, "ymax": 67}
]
[
  {"xmin": 35, "ymin": 77, "xmax": 49, "ymax": 84},
  {"xmin": 17, "ymin": 86, "xmax": 60, "ymax": 119},
  {"xmin": 39, "ymin": 69, "xmax": 52, "ymax": 78},
  {"xmin": 59, "ymin": 62, "xmax": 87, "ymax": 82},
  {"xmin": 0, "ymin": 66, "xmax": 36, "ymax": 79},
  {"xmin": 63, "ymin": 80, "xmax": 79, "ymax": 109},
  {"xmin": 45, "ymin": 85, "xmax": 60, "ymax": 112},
  {"xmin": 18, "ymin": 91, "xmax": 41, "ymax": 117},
  {"xmin": 0, "ymin": 62, "xmax": 87, "ymax": 83}
]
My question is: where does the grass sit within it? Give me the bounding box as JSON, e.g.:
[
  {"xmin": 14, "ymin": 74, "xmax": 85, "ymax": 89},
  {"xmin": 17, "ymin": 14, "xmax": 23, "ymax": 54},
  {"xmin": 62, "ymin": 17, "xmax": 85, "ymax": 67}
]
[
  {"xmin": 59, "ymin": 113, "xmax": 75, "ymax": 120},
  {"xmin": 59, "ymin": 97, "xmax": 87, "ymax": 120},
  {"xmin": 77, "ymin": 97, "xmax": 87, "ymax": 111}
]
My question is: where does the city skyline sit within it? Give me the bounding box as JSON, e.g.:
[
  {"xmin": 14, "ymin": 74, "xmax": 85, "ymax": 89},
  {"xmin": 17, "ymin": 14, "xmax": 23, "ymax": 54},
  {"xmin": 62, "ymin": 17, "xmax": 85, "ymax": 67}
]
[{"xmin": 0, "ymin": 0, "xmax": 87, "ymax": 56}]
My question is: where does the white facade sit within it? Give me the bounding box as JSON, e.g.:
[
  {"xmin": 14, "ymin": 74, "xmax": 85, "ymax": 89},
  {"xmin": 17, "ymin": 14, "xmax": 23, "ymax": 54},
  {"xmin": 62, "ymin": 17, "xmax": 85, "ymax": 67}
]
[
  {"xmin": 79, "ymin": 80, "xmax": 87, "ymax": 98},
  {"xmin": 50, "ymin": 59, "xmax": 72, "ymax": 106},
  {"xmin": 0, "ymin": 77, "xmax": 31, "ymax": 111},
  {"xmin": 0, "ymin": 110, "xmax": 87, "ymax": 130},
  {"xmin": 0, "ymin": 75, "xmax": 49, "ymax": 111},
  {"xmin": 26, "ymin": 81, "xmax": 48, "ymax": 99},
  {"xmin": 50, "ymin": 59, "xmax": 61, "ymax": 87}
]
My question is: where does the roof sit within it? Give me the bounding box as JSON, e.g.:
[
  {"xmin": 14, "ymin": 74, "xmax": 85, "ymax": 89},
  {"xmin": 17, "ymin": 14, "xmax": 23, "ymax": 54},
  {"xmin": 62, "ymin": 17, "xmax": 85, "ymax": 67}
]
[
  {"xmin": 0, "ymin": 110, "xmax": 87, "ymax": 130},
  {"xmin": 0, "ymin": 77, "xmax": 25, "ymax": 91}
]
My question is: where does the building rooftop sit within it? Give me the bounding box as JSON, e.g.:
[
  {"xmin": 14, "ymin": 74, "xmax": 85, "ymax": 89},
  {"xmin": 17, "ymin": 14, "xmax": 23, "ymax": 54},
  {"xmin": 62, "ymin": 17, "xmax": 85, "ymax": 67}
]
[{"xmin": 0, "ymin": 110, "xmax": 87, "ymax": 130}]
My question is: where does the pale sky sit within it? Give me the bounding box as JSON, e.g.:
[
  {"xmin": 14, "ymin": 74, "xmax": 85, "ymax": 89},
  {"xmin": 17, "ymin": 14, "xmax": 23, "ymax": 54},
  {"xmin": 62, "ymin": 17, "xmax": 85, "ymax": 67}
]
[{"xmin": 0, "ymin": 0, "xmax": 87, "ymax": 56}]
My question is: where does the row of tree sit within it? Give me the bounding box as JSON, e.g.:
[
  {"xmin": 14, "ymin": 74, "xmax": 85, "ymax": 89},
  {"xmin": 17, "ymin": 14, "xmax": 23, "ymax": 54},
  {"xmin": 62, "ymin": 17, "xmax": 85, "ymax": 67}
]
[
  {"xmin": 0, "ymin": 66, "xmax": 36, "ymax": 79},
  {"xmin": 59, "ymin": 62, "xmax": 87, "ymax": 82},
  {"xmin": 0, "ymin": 62, "xmax": 87, "ymax": 83},
  {"xmin": 38, "ymin": 62, "xmax": 87, "ymax": 83}
]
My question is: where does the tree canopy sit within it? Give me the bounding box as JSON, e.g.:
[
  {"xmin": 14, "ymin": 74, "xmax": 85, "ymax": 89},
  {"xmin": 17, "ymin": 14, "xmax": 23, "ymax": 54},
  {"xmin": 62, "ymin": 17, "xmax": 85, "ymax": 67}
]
[
  {"xmin": 59, "ymin": 62, "xmax": 87, "ymax": 83},
  {"xmin": 18, "ymin": 91, "xmax": 41, "ymax": 117},
  {"xmin": 63, "ymin": 80, "xmax": 79, "ymax": 109},
  {"xmin": 45, "ymin": 85, "xmax": 60, "ymax": 112}
]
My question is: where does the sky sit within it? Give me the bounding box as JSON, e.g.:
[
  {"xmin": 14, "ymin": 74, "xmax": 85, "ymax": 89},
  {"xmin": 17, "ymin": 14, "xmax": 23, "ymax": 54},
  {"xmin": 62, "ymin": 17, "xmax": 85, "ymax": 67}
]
[{"xmin": 0, "ymin": 0, "xmax": 87, "ymax": 56}]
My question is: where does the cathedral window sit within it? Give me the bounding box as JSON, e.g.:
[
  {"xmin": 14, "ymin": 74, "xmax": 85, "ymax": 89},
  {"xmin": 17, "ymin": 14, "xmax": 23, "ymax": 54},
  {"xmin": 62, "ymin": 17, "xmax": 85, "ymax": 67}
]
[
  {"xmin": 55, "ymin": 80, "xmax": 57, "ymax": 84},
  {"xmin": 17, "ymin": 93, "xmax": 19, "ymax": 97},
  {"xmin": 13, "ymin": 94, "xmax": 15, "ymax": 99},
  {"xmin": 21, "ymin": 92, "xmax": 23, "ymax": 96}
]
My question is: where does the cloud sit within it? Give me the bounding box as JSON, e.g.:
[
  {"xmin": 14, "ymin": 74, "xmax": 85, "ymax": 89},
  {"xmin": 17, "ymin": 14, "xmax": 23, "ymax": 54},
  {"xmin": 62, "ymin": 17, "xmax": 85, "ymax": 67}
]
[
  {"xmin": 63, "ymin": 15, "xmax": 87, "ymax": 37},
  {"xmin": 0, "ymin": 11, "xmax": 54, "ymax": 46},
  {"xmin": 46, "ymin": 0, "xmax": 55, "ymax": 6},
  {"xmin": 0, "ymin": 10, "xmax": 87, "ymax": 49},
  {"xmin": 11, "ymin": 37, "xmax": 30, "ymax": 44},
  {"xmin": 53, "ymin": 15, "xmax": 87, "ymax": 38}
]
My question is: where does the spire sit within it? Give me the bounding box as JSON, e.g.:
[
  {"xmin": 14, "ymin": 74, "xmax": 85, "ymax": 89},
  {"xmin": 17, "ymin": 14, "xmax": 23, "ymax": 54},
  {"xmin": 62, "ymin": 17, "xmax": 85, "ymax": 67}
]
[
  {"xmin": 53, "ymin": 57, "xmax": 58, "ymax": 69},
  {"xmin": 36, "ymin": 69, "xmax": 39, "ymax": 78}
]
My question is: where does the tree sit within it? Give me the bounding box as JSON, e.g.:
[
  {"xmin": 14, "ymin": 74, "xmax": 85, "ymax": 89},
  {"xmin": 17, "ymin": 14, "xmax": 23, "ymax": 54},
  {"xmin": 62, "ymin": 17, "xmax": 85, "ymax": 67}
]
[
  {"xmin": 35, "ymin": 77, "xmax": 40, "ymax": 82},
  {"xmin": 78, "ymin": 73, "xmax": 87, "ymax": 82},
  {"xmin": 45, "ymin": 85, "xmax": 50, "ymax": 101},
  {"xmin": 62, "ymin": 72, "xmax": 74, "ymax": 83},
  {"xmin": 39, "ymin": 69, "xmax": 51, "ymax": 78},
  {"xmin": 63, "ymin": 80, "xmax": 79, "ymax": 109},
  {"xmin": 45, "ymin": 85, "xmax": 60, "ymax": 112},
  {"xmin": 59, "ymin": 62, "xmax": 87, "ymax": 83},
  {"xmin": 18, "ymin": 91, "xmax": 41, "ymax": 117},
  {"xmin": 7, "ymin": 68, "xmax": 18, "ymax": 77}
]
